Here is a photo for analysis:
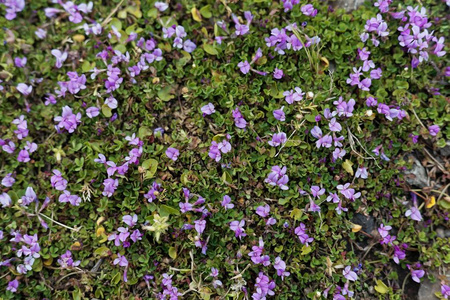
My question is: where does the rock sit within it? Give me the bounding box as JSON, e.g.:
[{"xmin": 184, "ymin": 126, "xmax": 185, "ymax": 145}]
[
  {"xmin": 403, "ymin": 155, "xmax": 428, "ymax": 188},
  {"xmin": 351, "ymin": 213, "xmax": 375, "ymax": 234},
  {"xmin": 439, "ymin": 140, "xmax": 450, "ymax": 157},
  {"xmin": 418, "ymin": 271, "xmax": 450, "ymax": 300},
  {"xmin": 329, "ymin": 0, "xmax": 366, "ymax": 12},
  {"xmin": 436, "ymin": 228, "xmax": 445, "ymax": 238}
]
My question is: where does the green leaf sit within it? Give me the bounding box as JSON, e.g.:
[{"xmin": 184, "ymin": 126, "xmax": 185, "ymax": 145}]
[
  {"xmin": 157, "ymin": 86, "xmax": 175, "ymax": 101},
  {"xmin": 159, "ymin": 205, "xmax": 180, "ymax": 216},
  {"xmin": 374, "ymin": 280, "xmax": 389, "ymax": 294},
  {"xmin": 301, "ymin": 245, "xmax": 312, "ymax": 255},
  {"xmin": 102, "ymin": 104, "xmax": 112, "ymax": 117},
  {"xmin": 342, "ymin": 159, "xmax": 354, "ymax": 176},
  {"xmin": 111, "ymin": 271, "xmax": 121, "ymax": 285},
  {"xmin": 284, "ymin": 140, "xmax": 301, "ymax": 147},
  {"xmin": 168, "ymin": 247, "xmax": 177, "ymax": 259},
  {"xmin": 142, "ymin": 159, "xmax": 158, "ymax": 179},
  {"xmin": 222, "ymin": 171, "xmax": 232, "ymax": 184},
  {"xmin": 110, "ymin": 18, "xmax": 122, "ymax": 31},
  {"xmin": 94, "ymin": 246, "xmax": 110, "ymax": 257},
  {"xmin": 200, "ymin": 5, "xmax": 212, "ymax": 18},
  {"xmin": 203, "ymin": 44, "xmax": 219, "ymax": 55}
]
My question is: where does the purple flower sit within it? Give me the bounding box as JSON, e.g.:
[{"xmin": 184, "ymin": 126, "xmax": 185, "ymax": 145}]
[
  {"xmin": 329, "ymin": 118, "xmax": 342, "ymax": 132},
  {"xmin": 408, "ymin": 265, "xmax": 425, "ymax": 283},
  {"xmin": 183, "ymin": 40, "xmax": 197, "ymax": 53},
  {"xmin": 58, "ymin": 250, "xmax": 81, "ymax": 268},
  {"xmin": 301, "ymin": 4, "xmax": 317, "ymax": 17},
  {"xmin": 21, "ymin": 187, "xmax": 36, "ymax": 206},
  {"xmin": 17, "ymin": 149, "xmax": 30, "ymax": 162},
  {"xmin": 355, "ymin": 166, "xmax": 368, "ymax": 179},
  {"xmin": 393, "ymin": 246, "xmax": 406, "ymax": 264},
  {"xmin": 1, "ymin": 173, "xmax": 15, "ymax": 187},
  {"xmin": 370, "ymin": 67, "xmax": 382, "ymax": 79},
  {"xmin": 229, "ymin": 220, "xmax": 246, "ymax": 239},
  {"xmin": 114, "ymin": 253, "xmax": 129, "ymax": 267},
  {"xmin": 311, "ymin": 186, "xmax": 325, "ymax": 198},
  {"xmin": 256, "ymin": 204, "xmax": 270, "ymax": 218},
  {"xmin": 273, "ymin": 107, "xmax": 286, "ymax": 121},
  {"xmin": 51, "ymin": 49, "xmax": 68, "ymax": 69},
  {"xmin": 154, "ymin": 1, "xmax": 168, "ymax": 11},
  {"xmin": 58, "ymin": 190, "xmax": 81, "ymax": 206},
  {"xmin": 221, "ymin": 195, "xmax": 234, "ymax": 210},
  {"xmin": 428, "ymin": 125, "xmax": 440, "ymax": 136},
  {"xmin": 123, "ymin": 214, "xmax": 138, "ymax": 227},
  {"xmin": 35, "ymin": 28, "xmax": 47, "ymax": 39},
  {"xmin": 343, "ymin": 266, "xmax": 358, "ymax": 281},
  {"xmin": 50, "ymin": 170, "xmax": 68, "ymax": 191},
  {"xmin": 441, "ymin": 284, "xmax": 450, "ymax": 299},
  {"xmin": 253, "ymin": 272, "xmax": 276, "ymax": 299},
  {"xmin": 208, "ymin": 141, "xmax": 222, "ymax": 162},
  {"xmin": 86, "ymin": 107, "xmax": 100, "ymax": 118},
  {"xmin": 194, "ymin": 219, "xmax": 206, "ymax": 235},
  {"xmin": 238, "ymin": 61, "xmax": 251, "ymax": 74},
  {"xmin": 17, "ymin": 83, "xmax": 32, "ymax": 96},
  {"xmin": 232, "ymin": 107, "xmax": 247, "ymax": 129},
  {"xmin": 273, "ymin": 68, "xmax": 284, "ymax": 79},
  {"xmin": 102, "ymin": 178, "xmax": 119, "ymax": 197},
  {"xmin": 166, "ymin": 147, "xmax": 180, "ymax": 161},
  {"xmin": 0, "ymin": 193, "xmax": 12, "ymax": 207},
  {"xmin": 265, "ymin": 165, "xmax": 289, "ymax": 190},
  {"xmin": 273, "ymin": 257, "xmax": 290, "ymax": 280},
  {"xmin": 54, "ymin": 106, "xmax": 82, "ymax": 133},
  {"xmin": 6, "ymin": 279, "xmax": 19, "ymax": 293},
  {"xmin": 294, "ymin": 223, "xmax": 314, "ymax": 246},
  {"xmin": 405, "ymin": 206, "xmax": 422, "ymax": 221},
  {"xmin": 201, "ymin": 103, "xmax": 215, "ymax": 116},
  {"xmin": 283, "ymin": 87, "xmax": 304, "ymax": 104},
  {"xmin": 14, "ymin": 56, "xmax": 27, "ymax": 68},
  {"xmin": 268, "ymin": 132, "xmax": 287, "ymax": 147}
]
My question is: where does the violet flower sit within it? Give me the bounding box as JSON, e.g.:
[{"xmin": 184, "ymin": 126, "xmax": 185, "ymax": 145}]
[
  {"xmin": 201, "ymin": 103, "xmax": 215, "ymax": 116},
  {"xmin": 343, "ymin": 266, "xmax": 358, "ymax": 281},
  {"xmin": 166, "ymin": 147, "xmax": 180, "ymax": 161},
  {"xmin": 428, "ymin": 125, "xmax": 440, "ymax": 136},
  {"xmin": 273, "ymin": 107, "xmax": 286, "ymax": 121},
  {"xmin": 229, "ymin": 220, "xmax": 246, "ymax": 239},
  {"xmin": 221, "ymin": 195, "xmax": 234, "ymax": 210}
]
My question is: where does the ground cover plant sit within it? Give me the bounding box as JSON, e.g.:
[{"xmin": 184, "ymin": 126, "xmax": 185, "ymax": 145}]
[{"xmin": 0, "ymin": 0, "xmax": 449, "ymax": 299}]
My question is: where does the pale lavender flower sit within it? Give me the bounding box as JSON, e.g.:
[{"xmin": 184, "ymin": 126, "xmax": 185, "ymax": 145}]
[
  {"xmin": 166, "ymin": 147, "xmax": 180, "ymax": 161},
  {"xmin": 51, "ymin": 50, "xmax": 68, "ymax": 68},
  {"xmin": 428, "ymin": 125, "xmax": 440, "ymax": 136},
  {"xmin": 343, "ymin": 266, "xmax": 358, "ymax": 281},
  {"xmin": 14, "ymin": 57, "xmax": 27, "ymax": 68},
  {"xmin": 0, "ymin": 193, "xmax": 12, "ymax": 207},
  {"xmin": 2, "ymin": 173, "xmax": 15, "ymax": 187},
  {"xmin": 405, "ymin": 206, "xmax": 422, "ymax": 221},
  {"xmin": 238, "ymin": 61, "xmax": 251, "ymax": 74},
  {"xmin": 273, "ymin": 68, "xmax": 284, "ymax": 79},
  {"xmin": 51, "ymin": 170, "xmax": 68, "ymax": 191},
  {"xmin": 256, "ymin": 204, "xmax": 270, "ymax": 218},
  {"xmin": 86, "ymin": 107, "xmax": 100, "ymax": 118},
  {"xmin": 194, "ymin": 219, "xmax": 206, "ymax": 235},
  {"xmin": 123, "ymin": 214, "xmax": 138, "ymax": 227},
  {"xmin": 17, "ymin": 83, "xmax": 32, "ymax": 96},
  {"xmin": 6, "ymin": 279, "xmax": 19, "ymax": 293},
  {"xmin": 35, "ymin": 28, "xmax": 47, "ymax": 39},
  {"xmin": 355, "ymin": 166, "xmax": 368, "ymax": 179},
  {"xmin": 273, "ymin": 107, "xmax": 286, "ymax": 121},
  {"xmin": 268, "ymin": 132, "xmax": 287, "ymax": 147},
  {"xmin": 229, "ymin": 220, "xmax": 246, "ymax": 239},
  {"xmin": 154, "ymin": 1, "xmax": 168, "ymax": 11},
  {"xmin": 221, "ymin": 195, "xmax": 234, "ymax": 210}
]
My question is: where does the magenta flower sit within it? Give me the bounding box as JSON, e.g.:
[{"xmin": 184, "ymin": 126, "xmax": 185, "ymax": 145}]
[
  {"xmin": 393, "ymin": 246, "xmax": 406, "ymax": 264},
  {"xmin": 166, "ymin": 147, "xmax": 180, "ymax": 161},
  {"xmin": 428, "ymin": 125, "xmax": 440, "ymax": 136},
  {"xmin": 229, "ymin": 220, "xmax": 246, "ymax": 239},
  {"xmin": 343, "ymin": 266, "xmax": 358, "ymax": 281},
  {"xmin": 238, "ymin": 61, "xmax": 251, "ymax": 74},
  {"xmin": 201, "ymin": 103, "xmax": 215, "ymax": 116},
  {"xmin": 408, "ymin": 265, "xmax": 425, "ymax": 283}
]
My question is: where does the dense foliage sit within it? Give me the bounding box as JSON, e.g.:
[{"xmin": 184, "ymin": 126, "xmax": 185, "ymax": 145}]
[{"xmin": 0, "ymin": 0, "xmax": 449, "ymax": 299}]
